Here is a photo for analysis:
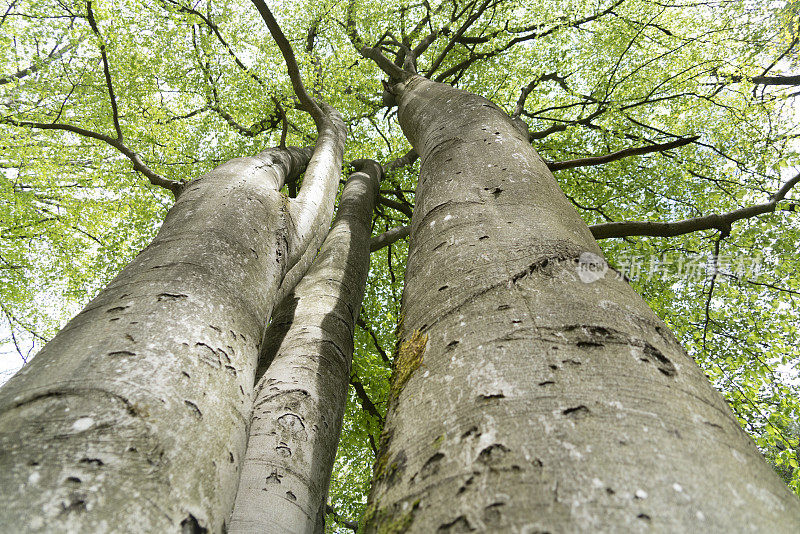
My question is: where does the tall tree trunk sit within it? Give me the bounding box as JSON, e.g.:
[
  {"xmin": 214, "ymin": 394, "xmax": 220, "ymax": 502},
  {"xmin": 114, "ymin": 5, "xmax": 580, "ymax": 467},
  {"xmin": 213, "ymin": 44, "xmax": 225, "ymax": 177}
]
[
  {"xmin": 229, "ymin": 160, "xmax": 380, "ymax": 534},
  {"xmin": 364, "ymin": 75, "xmax": 800, "ymax": 532},
  {"xmin": 0, "ymin": 110, "xmax": 345, "ymax": 532}
]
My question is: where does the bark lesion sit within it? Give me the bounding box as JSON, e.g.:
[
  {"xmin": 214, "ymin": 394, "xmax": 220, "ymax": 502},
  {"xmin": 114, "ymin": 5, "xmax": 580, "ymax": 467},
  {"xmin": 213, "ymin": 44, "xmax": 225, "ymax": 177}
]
[
  {"xmin": 558, "ymin": 324, "xmax": 678, "ymax": 378},
  {"xmin": 509, "ymin": 245, "xmax": 588, "ymax": 283}
]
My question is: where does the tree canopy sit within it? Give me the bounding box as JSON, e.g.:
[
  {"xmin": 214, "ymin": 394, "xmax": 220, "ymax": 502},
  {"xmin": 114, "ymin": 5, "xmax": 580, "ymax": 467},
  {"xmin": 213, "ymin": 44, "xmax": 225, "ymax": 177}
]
[{"xmin": 1, "ymin": 0, "xmax": 799, "ymax": 529}]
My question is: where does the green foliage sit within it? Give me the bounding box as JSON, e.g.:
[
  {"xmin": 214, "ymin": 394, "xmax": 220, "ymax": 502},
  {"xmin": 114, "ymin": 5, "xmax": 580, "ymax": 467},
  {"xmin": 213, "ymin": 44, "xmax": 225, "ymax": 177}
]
[{"xmin": 0, "ymin": 0, "xmax": 799, "ymax": 530}]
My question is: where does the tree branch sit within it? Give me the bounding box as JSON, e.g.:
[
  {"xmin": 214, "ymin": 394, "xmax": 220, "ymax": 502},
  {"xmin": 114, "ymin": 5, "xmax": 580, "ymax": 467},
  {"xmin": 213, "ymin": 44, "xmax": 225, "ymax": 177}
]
[
  {"xmin": 0, "ymin": 301, "xmax": 49, "ymax": 346},
  {"xmin": 371, "ymin": 225, "xmax": 410, "ymax": 252},
  {"xmin": 702, "ymin": 234, "xmax": 725, "ymax": 352},
  {"xmin": 386, "ymin": 149, "xmax": 418, "ymax": 171},
  {"xmin": 378, "ymin": 196, "xmax": 413, "ymax": 218},
  {"xmin": 247, "ymin": 7, "xmax": 348, "ymax": 273},
  {"xmin": 410, "ymin": 27, "xmax": 443, "ymax": 65},
  {"xmin": 548, "ymin": 135, "xmax": 699, "ymax": 171},
  {"xmin": 325, "ymin": 504, "xmax": 358, "ymax": 532},
  {"xmin": 350, "ymin": 370, "xmax": 383, "ymax": 424},
  {"xmin": 0, "ymin": 40, "xmax": 77, "ymax": 85},
  {"xmin": 716, "ymin": 73, "xmax": 800, "ymax": 86},
  {"xmin": 86, "ymin": 2, "xmax": 122, "ymax": 142},
  {"xmin": 351, "ymin": 156, "xmax": 797, "ymax": 245},
  {"xmin": 590, "ymin": 171, "xmax": 800, "ymax": 239},
  {"xmin": 250, "ymin": 0, "xmax": 324, "ymax": 126},
  {"xmin": 344, "ymin": 0, "xmax": 409, "ymax": 81},
  {"xmin": 356, "ymin": 316, "xmax": 390, "ymax": 364},
  {"xmin": 189, "ymin": 24, "xmax": 283, "ymax": 138},
  {"xmin": 426, "ymin": 0, "xmax": 495, "ymax": 77},
  {"xmin": 209, "ymin": 103, "xmax": 281, "ymax": 137},
  {"xmin": 6, "ymin": 119, "xmax": 183, "ymax": 196},
  {"xmin": 160, "ymin": 0, "xmax": 266, "ymax": 86},
  {"xmin": 362, "ymin": 46, "xmax": 410, "ymax": 81},
  {"xmin": 432, "ymin": 0, "xmax": 623, "ymax": 83}
]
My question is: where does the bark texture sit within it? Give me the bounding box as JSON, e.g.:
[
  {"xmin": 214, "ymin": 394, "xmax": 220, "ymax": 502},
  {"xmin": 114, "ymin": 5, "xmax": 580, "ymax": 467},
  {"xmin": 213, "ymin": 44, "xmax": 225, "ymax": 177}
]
[
  {"xmin": 0, "ymin": 121, "xmax": 345, "ymax": 531},
  {"xmin": 364, "ymin": 75, "xmax": 800, "ymax": 532},
  {"xmin": 228, "ymin": 161, "xmax": 380, "ymax": 533}
]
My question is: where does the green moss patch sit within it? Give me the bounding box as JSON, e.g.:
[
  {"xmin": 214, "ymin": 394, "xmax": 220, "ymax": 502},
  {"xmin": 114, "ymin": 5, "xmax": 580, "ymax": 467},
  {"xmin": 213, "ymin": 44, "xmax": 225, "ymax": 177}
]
[{"xmin": 390, "ymin": 329, "xmax": 427, "ymax": 402}]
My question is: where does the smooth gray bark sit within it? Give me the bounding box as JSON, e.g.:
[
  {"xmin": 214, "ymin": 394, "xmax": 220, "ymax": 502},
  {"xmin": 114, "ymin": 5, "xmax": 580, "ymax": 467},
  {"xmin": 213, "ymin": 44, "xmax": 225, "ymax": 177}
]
[
  {"xmin": 229, "ymin": 161, "xmax": 380, "ymax": 533},
  {"xmin": 364, "ymin": 75, "xmax": 800, "ymax": 532},
  {"xmin": 0, "ymin": 109, "xmax": 346, "ymax": 532}
]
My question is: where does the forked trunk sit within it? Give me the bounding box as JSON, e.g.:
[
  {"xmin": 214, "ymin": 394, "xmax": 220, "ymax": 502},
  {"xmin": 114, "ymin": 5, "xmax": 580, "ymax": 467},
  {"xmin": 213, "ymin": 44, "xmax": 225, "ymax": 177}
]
[
  {"xmin": 229, "ymin": 161, "xmax": 380, "ymax": 533},
  {"xmin": 0, "ymin": 128, "xmax": 345, "ymax": 531}
]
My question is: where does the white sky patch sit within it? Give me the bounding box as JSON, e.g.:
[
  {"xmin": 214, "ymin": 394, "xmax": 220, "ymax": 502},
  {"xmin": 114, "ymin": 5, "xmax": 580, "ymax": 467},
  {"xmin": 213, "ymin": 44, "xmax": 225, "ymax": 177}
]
[{"xmin": 0, "ymin": 323, "xmax": 26, "ymax": 387}]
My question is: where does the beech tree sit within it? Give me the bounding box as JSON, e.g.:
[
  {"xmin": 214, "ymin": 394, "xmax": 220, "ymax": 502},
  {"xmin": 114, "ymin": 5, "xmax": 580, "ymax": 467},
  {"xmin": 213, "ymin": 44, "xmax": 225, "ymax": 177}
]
[{"xmin": 1, "ymin": 0, "xmax": 799, "ymax": 532}]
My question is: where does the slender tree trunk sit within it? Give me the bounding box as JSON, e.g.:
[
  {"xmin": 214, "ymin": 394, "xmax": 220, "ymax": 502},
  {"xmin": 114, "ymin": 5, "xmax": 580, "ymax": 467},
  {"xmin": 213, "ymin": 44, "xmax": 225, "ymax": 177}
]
[
  {"xmin": 0, "ymin": 115, "xmax": 345, "ymax": 531},
  {"xmin": 364, "ymin": 75, "xmax": 800, "ymax": 532},
  {"xmin": 229, "ymin": 161, "xmax": 380, "ymax": 534}
]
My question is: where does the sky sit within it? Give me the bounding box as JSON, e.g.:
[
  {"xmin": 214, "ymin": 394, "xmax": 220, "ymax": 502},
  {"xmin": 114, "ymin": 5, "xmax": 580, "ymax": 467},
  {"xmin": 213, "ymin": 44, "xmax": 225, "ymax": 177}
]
[{"xmin": 0, "ymin": 323, "xmax": 30, "ymax": 386}]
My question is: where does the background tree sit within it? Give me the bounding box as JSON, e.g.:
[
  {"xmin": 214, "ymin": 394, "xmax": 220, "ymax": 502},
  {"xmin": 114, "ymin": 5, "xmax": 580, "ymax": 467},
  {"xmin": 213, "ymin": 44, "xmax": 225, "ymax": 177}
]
[{"xmin": 0, "ymin": 0, "xmax": 799, "ymax": 531}]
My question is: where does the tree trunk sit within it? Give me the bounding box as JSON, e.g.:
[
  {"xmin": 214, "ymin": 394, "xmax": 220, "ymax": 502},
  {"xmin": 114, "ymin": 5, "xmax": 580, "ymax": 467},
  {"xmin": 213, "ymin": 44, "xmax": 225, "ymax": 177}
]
[
  {"xmin": 228, "ymin": 160, "xmax": 379, "ymax": 533},
  {"xmin": 0, "ymin": 123, "xmax": 345, "ymax": 531},
  {"xmin": 364, "ymin": 75, "xmax": 800, "ymax": 532}
]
